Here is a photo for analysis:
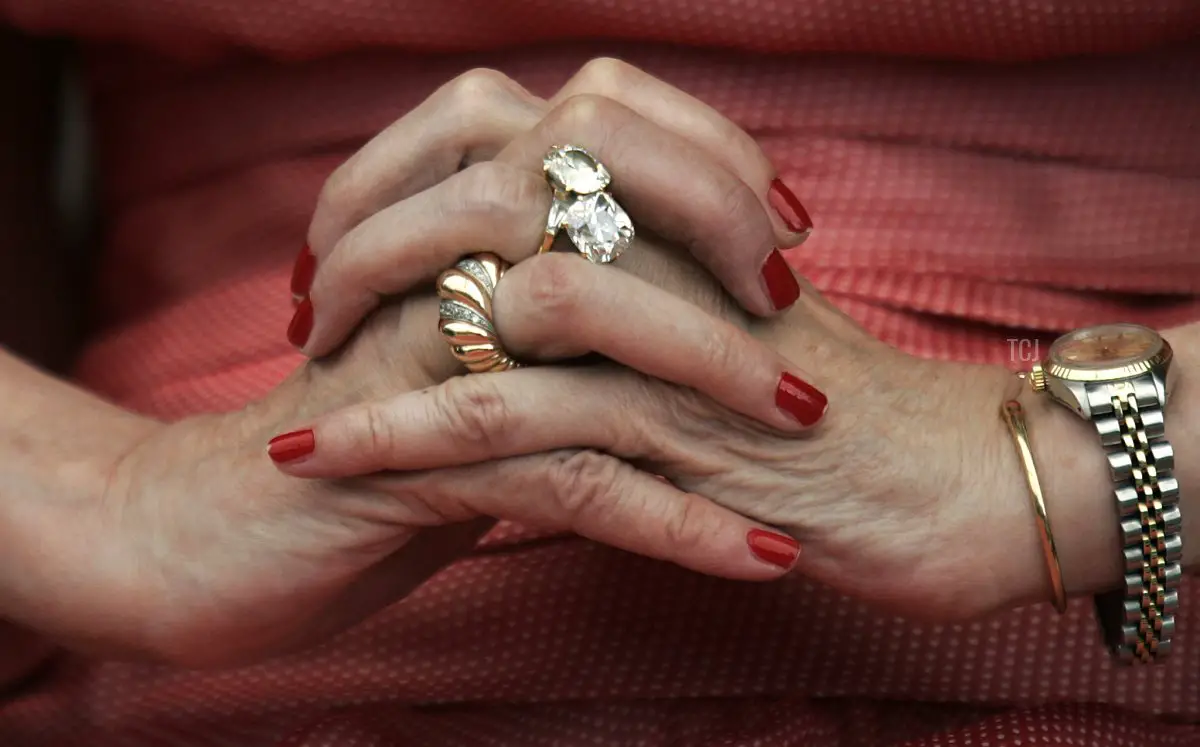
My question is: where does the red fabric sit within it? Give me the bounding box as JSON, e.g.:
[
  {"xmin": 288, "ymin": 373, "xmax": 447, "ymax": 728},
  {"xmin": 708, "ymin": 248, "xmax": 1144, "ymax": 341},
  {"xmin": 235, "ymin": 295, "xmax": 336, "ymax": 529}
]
[{"xmin": 2, "ymin": 1, "xmax": 1200, "ymax": 744}]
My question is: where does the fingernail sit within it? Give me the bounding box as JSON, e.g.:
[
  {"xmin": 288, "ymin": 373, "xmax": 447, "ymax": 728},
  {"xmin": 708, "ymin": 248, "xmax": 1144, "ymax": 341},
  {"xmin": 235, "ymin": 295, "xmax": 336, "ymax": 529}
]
[
  {"xmin": 287, "ymin": 298, "xmax": 314, "ymax": 348},
  {"xmin": 290, "ymin": 245, "xmax": 316, "ymax": 301},
  {"xmin": 760, "ymin": 249, "xmax": 801, "ymax": 311},
  {"xmin": 775, "ymin": 372, "xmax": 827, "ymax": 426},
  {"xmin": 267, "ymin": 428, "xmax": 315, "ymax": 463},
  {"xmin": 767, "ymin": 178, "xmax": 814, "ymax": 239},
  {"xmin": 747, "ymin": 529, "xmax": 800, "ymax": 569}
]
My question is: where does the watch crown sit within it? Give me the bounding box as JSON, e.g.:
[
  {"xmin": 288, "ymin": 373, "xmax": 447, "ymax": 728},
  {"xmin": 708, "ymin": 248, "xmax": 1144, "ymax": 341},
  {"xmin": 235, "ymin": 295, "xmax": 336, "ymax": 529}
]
[{"xmin": 1029, "ymin": 363, "xmax": 1048, "ymax": 392}]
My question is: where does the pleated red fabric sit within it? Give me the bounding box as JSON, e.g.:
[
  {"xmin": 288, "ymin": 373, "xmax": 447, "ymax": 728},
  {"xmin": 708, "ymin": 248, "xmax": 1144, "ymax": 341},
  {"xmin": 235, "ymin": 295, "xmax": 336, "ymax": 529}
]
[{"xmin": 1, "ymin": 1, "xmax": 1198, "ymax": 744}]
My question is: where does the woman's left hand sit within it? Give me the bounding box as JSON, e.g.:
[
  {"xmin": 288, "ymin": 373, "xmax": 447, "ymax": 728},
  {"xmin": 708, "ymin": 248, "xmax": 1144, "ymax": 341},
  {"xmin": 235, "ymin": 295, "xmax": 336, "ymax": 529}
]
[{"xmin": 271, "ymin": 270, "xmax": 1045, "ymax": 623}]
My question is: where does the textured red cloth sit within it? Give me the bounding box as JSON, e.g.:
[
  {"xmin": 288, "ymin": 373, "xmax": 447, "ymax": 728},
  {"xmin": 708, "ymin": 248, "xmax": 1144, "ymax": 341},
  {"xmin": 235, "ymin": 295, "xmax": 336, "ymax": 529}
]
[{"xmin": 2, "ymin": 1, "xmax": 1200, "ymax": 744}]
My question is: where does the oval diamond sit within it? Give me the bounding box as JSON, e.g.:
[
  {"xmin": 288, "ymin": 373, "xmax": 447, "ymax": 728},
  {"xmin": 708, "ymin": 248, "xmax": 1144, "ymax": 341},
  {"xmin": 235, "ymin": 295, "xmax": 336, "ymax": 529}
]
[
  {"xmin": 544, "ymin": 145, "xmax": 610, "ymax": 194},
  {"xmin": 564, "ymin": 192, "xmax": 634, "ymax": 263}
]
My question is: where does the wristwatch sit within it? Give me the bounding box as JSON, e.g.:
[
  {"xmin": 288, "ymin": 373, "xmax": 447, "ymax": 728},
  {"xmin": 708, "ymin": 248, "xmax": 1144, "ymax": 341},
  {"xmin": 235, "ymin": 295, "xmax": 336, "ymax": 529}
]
[{"xmin": 1028, "ymin": 322, "xmax": 1182, "ymax": 663}]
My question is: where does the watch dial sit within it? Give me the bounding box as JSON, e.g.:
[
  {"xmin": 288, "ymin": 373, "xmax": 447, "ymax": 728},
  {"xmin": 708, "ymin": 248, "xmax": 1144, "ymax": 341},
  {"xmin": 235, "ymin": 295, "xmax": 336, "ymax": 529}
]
[{"xmin": 1049, "ymin": 323, "xmax": 1162, "ymax": 370}]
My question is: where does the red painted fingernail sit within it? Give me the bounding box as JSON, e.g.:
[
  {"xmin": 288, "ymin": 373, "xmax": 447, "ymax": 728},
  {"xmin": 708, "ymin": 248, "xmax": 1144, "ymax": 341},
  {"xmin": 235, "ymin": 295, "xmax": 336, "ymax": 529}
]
[
  {"xmin": 767, "ymin": 178, "xmax": 813, "ymax": 237},
  {"xmin": 288, "ymin": 298, "xmax": 314, "ymax": 348},
  {"xmin": 760, "ymin": 249, "xmax": 800, "ymax": 311},
  {"xmin": 775, "ymin": 372, "xmax": 827, "ymax": 426},
  {"xmin": 267, "ymin": 429, "xmax": 315, "ymax": 463},
  {"xmin": 747, "ymin": 529, "xmax": 800, "ymax": 569},
  {"xmin": 290, "ymin": 245, "xmax": 316, "ymax": 300}
]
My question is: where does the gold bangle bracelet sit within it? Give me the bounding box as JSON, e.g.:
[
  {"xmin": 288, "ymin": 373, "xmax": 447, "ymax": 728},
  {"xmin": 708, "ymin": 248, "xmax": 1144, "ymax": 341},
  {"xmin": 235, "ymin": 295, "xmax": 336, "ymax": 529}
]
[{"xmin": 1000, "ymin": 399, "xmax": 1068, "ymax": 614}]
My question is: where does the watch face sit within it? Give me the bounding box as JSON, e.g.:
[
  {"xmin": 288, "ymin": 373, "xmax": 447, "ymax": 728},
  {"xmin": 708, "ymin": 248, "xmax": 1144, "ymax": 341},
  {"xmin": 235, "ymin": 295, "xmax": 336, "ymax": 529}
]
[{"xmin": 1048, "ymin": 323, "xmax": 1163, "ymax": 370}]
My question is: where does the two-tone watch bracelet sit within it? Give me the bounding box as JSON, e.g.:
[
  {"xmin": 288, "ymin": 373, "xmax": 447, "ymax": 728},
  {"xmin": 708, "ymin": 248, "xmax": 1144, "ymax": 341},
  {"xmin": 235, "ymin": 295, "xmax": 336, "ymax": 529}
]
[{"xmin": 1090, "ymin": 378, "xmax": 1183, "ymax": 663}]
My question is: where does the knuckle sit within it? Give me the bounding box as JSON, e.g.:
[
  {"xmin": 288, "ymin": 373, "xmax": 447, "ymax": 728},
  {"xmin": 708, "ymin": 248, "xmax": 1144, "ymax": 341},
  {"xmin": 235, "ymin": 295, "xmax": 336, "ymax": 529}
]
[
  {"xmin": 728, "ymin": 128, "xmax": 771, "ymax": 171},
  {"xmin": 514, "ymin": 253, "xmax": 585, "ymax": 321},
  {"xmin": 433, "ymin": 376, "xmax": 513, "ymax": 451},
  {"xmin": 317, "ymin": 157, "xmax": 371, "ymax": 232},
  {"xmin": 661, "ymin": 493, "xmax": 714, "ymax": 557},
  {"xmin": 708, "ymin": 177, "xmax": 762, "ymax": 237},
  {"xmin": 321, "ymin": 225, "xmax": 387, "ymax": 305},
  {"xmin": 444, "ymin": 67, "xmax": 517, "ymax": 113},
  {"xmin": 547, "ymin": 449, "xmax": 624, "ymax": 521},
  {"xmin": 589, "ymin": 369, "xmax": 667, "ymax": 455},
  {"xmin": 688, "ymin": 177, "xmax": 765, "ymax": 271},
  {"xmin": 544, "ymin": 93, "xmax": 620, "ymax": 137},
  {"xmin": 360, "ymin": 402, "xmax": 396, "ymax": 458},
  {"xmin": 695, "ymin": 326, "xmax": 746, "ymax": 381},
  {"xmin": 633, "ymin": 373, "xmax": 716, "ymax": 443},
  {"xmin": 322, "ymin": 229, "xmax": 361, "ymax": 291},
  {"xmin": 570, "ymin": 57, "xmax": 637, "ymax": 97},
  {"xmin": 454, "ymin": 161, "xmax": 548, "ymax": 222},
  {"xmin": 435, "ymin": 69, "xmax": 525, "ymax": 150}
]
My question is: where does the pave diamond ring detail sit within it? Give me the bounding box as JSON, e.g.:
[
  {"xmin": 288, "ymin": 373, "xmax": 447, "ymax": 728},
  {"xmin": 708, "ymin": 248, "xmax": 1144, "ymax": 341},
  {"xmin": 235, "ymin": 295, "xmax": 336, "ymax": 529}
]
[{"xmin": 436, "ymin": 253, "xmax": 521, "ymax": 373}]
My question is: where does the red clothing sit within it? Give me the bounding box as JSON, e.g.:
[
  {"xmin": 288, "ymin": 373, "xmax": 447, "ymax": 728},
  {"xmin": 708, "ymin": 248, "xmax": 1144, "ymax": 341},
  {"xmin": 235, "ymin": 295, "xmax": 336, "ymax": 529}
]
[{"xmin": 1, "ymin": 1, "xmax": 1199, "ymax": 744}]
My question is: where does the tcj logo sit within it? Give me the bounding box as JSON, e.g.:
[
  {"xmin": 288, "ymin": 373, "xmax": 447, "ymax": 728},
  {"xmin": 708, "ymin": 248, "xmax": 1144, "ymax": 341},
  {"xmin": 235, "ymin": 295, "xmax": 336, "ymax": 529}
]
[{"xmin": 1007, "ymin": 338, "xmax": 1041, "ymax": 363}]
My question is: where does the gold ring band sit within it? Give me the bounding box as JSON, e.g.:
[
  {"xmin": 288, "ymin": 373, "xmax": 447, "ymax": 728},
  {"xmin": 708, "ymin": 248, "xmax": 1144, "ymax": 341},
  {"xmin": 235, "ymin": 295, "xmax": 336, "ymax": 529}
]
[
  {"xmin": 439, "ymin": 147, "xmax": 629, "ymax": 372},
  {"xmin": 1000, "ymin": 399, "xmax": 1068, "ymax": 614},
  {"xmin": 436, "ymin": 253, "xmax": 521, "ymax": 373}
]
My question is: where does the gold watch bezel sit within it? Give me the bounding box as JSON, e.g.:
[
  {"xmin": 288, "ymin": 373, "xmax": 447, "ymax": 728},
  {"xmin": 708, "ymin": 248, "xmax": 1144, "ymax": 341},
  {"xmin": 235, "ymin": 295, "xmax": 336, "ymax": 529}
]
[
  {"xmin": 1044, "ymin": 342, "xmax": 1171, "ymax": 383},
  {"xmin": 1032, "ymin": 324, "xmax": 1172, "ymax": 386}
]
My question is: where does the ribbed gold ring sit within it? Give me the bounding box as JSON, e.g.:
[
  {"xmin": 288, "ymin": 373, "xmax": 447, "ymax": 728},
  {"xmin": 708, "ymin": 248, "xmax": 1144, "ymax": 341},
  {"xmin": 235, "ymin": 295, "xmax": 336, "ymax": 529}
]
[{"xmin": 435, "ymin": 253, "xmax": 521, "ymax": 373}]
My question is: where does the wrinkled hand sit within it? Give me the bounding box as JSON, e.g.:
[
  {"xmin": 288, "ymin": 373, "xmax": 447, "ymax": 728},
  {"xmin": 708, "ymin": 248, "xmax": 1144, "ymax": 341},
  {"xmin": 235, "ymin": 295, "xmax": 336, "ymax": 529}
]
[
  {"xmin": 18, "ymin": 244, "xmax": 807, "ymax": 670},
  {"xmin": 10, "ymin": 60, "xmax": 826, "ymax": 668},
  {"xmin": 275, "ymin": 282, "xmax": 1042, "ymax": 623},
  {"xmin": 287, "ymin": 58, "xmax": 813, "ymax": 360}
]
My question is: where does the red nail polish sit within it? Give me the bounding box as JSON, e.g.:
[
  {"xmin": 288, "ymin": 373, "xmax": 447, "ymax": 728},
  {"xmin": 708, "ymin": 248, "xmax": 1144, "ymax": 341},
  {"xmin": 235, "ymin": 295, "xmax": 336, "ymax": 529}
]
[
  {"xmin": 747, "ymin": 529, "xmax": 800, "ymax": 569},
  {"xmin": 760, "ymin": 249, "xmax": 800, "ymax": 311},
  {"xmin": 767, "ymin": 178, "xmax": 814, "ymax": 236},
  {"xmin": 267, "ymin": 429, "xmax": 315, "ymax": 463},
  {"xmin": 288, "ymin": 298, "xmax": 314, "ymax": 348},
  {"xmin": 290, "ymin": 245, "xmax": 317, "ymax": 300},
  {"xmin": 775, "ymin": 372, "xmax": 827, "ymax": 426}
]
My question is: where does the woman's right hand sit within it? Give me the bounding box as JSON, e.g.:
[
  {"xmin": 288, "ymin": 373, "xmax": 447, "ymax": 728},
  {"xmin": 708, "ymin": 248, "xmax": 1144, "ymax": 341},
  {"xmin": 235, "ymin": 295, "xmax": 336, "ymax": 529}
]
[
  {"xmin": 291, "ymin": 58, "xmax": 815, "ymax": 359},
  {"xmin": 1, "ymin": 60, "xmax": 823, "ymax": 669},
  {"xmin": 6, "ymin": 267, "xmax": 808, "ymax": 669}
]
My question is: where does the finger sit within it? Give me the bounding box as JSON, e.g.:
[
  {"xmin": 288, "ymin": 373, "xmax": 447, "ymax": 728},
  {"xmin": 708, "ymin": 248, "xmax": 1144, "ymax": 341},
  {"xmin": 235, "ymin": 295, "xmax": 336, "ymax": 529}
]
[
  {"xmin": 552, "ymin": 58, "xmax": 813, "ymax": 246},
  {"xmin": 295, "ymin": 108, "xmax": 809, "ymax": 354},
  {"xmin": 494, "ymin": 95, "xmax": 797, "ymax": 317},
  {"xmin": 297, "ymin": 161, "xmax": 551, "ymax": 356},
  {"xmin": 492, "ymin": 253, "xmax": 827, "ymax": 432},
  {"xmin": 296, "ymin": 68, "xmax": 545, "ymax": 298},
  {"xmin": 368, "ymin": 449, "xmax": 799, "ymax": 580},
  {"xmin": 267, "ymin": 368, "xmax": 648, "ymax": 477},
  {"xmin": 268, "ymin": 363, "xmax": 811, "ymax": 482},
  {"xmin": 299, "ymin": 61, "xmax": 813, "ymax": 310}
]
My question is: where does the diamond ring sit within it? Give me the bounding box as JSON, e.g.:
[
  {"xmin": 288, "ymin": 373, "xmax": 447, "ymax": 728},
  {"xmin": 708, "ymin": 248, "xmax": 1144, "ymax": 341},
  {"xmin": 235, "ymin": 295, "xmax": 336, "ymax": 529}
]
[
  {"xmin": 436, "ymin": 253, "xmax": 521, "ymax": 373},
  {"xmin": 540, "ymin": 145, "xmax": 634, "ymax": 264}
]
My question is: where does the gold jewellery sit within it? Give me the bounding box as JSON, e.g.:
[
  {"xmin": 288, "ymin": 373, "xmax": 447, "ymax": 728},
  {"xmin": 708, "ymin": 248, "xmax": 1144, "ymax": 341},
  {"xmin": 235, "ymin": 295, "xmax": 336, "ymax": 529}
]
[
  {"xmin": 539, "ymin": 144, "xmax": 634, "ymax": 262},
  {"xmin": 436, "ymin": 253, "xmax": 520, "ymax": 373},
  {"xmin": 1023, "ymin": 324, "xmax": 1181, "ymax": 663},
  {"xmin": 437, "ymin": 145, "xmax": 632, "ymax": 374},
  {"xmin": 1000, "ymin": 399, "xmax": 1068, "ymax": 614}
]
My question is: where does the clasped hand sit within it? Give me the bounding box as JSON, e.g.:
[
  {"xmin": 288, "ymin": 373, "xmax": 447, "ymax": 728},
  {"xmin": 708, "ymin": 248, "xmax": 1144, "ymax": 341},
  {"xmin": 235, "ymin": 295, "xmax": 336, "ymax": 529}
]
[{"xmin": 28, "ymin": 59, "xmax": 1035, "ymax": 669}]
